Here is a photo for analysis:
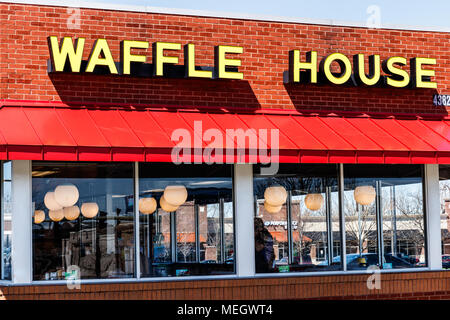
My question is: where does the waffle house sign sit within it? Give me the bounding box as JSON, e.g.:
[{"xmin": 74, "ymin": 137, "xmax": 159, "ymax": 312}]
[{"xmin": 48, "ymin": 36, "xmax": 438, "ymax": 88}]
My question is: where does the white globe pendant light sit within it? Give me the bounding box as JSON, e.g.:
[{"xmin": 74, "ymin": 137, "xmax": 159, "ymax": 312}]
[
  {"xmin": 54, "ymin": 184, "xmax": 79, "ymax": 207},
  {"xmin": 163, "ymin": 185, "xmax": 188, "ymax": 206},
  {"xmin": 264, "ymin": 201, "xmax": 282, "ymax": 214},
  {"xmin": 160, "ymin": 196, "xmax": 179, "ymax": 212},
  {"xmin": 139, "ymin": 197, "xmax": 157, "ymax": 215},
  {"xmin": 354, "ymin": 185, "xmax": 376, "ymax": 206},
  {"xmin": 81, "ymin": 202, "xmax": 99, "ymax": 219},
  {"xmin": 64, "ymin": 205, "xmax": 80, "ymax": 221},
  {"xmin": 44, "ymin": 191, "xmax": 63, "ymax": 211},
  {"xmin": 49, "ymin": 209, "xmax": 64, "ymax": 222},
  {"xmin": 304, "ymin": 193, "xmax": 324, "ymax": 211},
  {"xmin": 34, "ymin": 210, "xmax": 45, "ymax": 224},
  {"xmin": 264, "ymin": 186, "xmax": 287, "ymax": 206}
]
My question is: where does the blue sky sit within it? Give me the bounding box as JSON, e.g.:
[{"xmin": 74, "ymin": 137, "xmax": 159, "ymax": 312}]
[{"xmin": 95, "ymin": 0, "xmax": 449, "ymax": 28}]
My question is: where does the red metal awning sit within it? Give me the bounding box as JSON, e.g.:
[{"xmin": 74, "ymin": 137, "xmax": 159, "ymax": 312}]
[{"xmin": 0, "ymin": 101, "xmax": 449, "ymax": 164}]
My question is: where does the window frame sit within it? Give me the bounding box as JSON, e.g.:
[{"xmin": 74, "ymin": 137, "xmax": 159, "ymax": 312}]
[
  {"xmin": 253, "ymin": 164, "xmax": 342, "ymax": 273},
  {"xmin": 1, "ymin": 160, "xmax": 12, "ymax": 281},
  {"xmin": 5, "ymin": 161, "xmax": 435, "ymax": 285},
  {"xmin": 253, "ymin": 164, "xmax": 428, "ymax": 274},
  {"xmin": 31, "ymin": 161, "xmax": 136, "ymax": 281},
  {"xmin": 134, "ymin": 162, "xmax": 237, "ymax": 278}
]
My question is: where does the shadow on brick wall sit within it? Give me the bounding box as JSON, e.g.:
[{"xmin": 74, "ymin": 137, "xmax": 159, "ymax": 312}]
[
  {"xmin": 284, "ymin": 82, "xmax": 445, "ymax": 116},
  {"xmin": 49, "ymin": 73, "xmax": 261, "ymax": 111}
]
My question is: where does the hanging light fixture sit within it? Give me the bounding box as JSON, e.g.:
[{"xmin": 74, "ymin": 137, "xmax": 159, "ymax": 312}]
[
  {"xmin": 44, "ymin": 191, "xmax": 63, "ymax": 211},
  {"xmin": 81, "ymin": 202, "xmax": 99, "ymax": 218},
  {"xmin": 354, "ymin": 185, "xmax": 376, "ymax": 206},
  {"xmin": 264, "ymin": 201, "xmax": 282, "ymax": 214},
  {"xmin": 163, "ymin": 185, "xmax": 188, "ymax": 206},
  {"xmin": 139, "ymin": 197, "xmax": 157, "ymax": 215},
  {"xmin": 54, "ymin": 184, "xmax": 79, "ymax": 207},
  {"xmin": 304, "ymin": 193, "xmax": 324, "ymax": 211},
  {"xmin": 264, "ymin": 186, "xmax": 287, "ymax": 206},
  {"xmin": 160, "ymin": 196, "xmax": 179, "ymax": 212},
  {"xmin": 49, "ymin": 209, "xmax": 64, "ymax": 222},
  {"xmin": 64, "ymin": 205, "xmax": 80, "ymax": 221},
  {"xmin": 34, "ymin": 210, "xmax": 45, "ymax": 224}
]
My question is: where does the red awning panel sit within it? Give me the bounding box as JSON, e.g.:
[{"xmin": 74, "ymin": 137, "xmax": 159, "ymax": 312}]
[
  {"xmin": 292, "ymin": 116, "xmax": 355, "ymax": 151},
  {"xmin": 344, "ymin": 117, "xmax": 409, "ymax": 151},
  {"xmin": 207, "ymin": 113, "xmax": 268, "ymax": 150},
  {"xmin": 369, "ymin": 118, "xmax": 436, "ymax": 152},
  {"xmin": 421, "ymin": 119, "xmax": 450, "ymax": 141},
  {"xmin": 87, "ymin": 109, "xmax": 143, "ymax": 148},
  {"xmin": 0, "ymin": 107, "xmax": 42, "ymax": 146},
  {"xmin": 321, "ymin": 117, "xmax": 382, "ymax": 151},
  {"xmin": 396, "ymin": 119, "xmax": 450, "ymax": 152},
  {"xmin": 23, "ymin": 108, "xmax": 76, "ymax": 147},
  {"xmin": 119, "ymin": 110, "xmax": 173, "ymax": 149},
  {"xmin": 178, "ymin": 112, "xmax": 226, "ymax": 148},
  {"xmin": 236, "ymin": 114, "xmax": 298, "ymax": 150},
  {"xmin": 0, "ymin": 104, "xmax": 449, "ymax": 164},
  {"xmin": 56, "ymin": 108, "xmax": 110, "ymax": 147},
  {"xmin": 264, "ymin": 115, "xmax": 326, "ymax": 150},
  {"xmin": 148, "ymin": 110, "xmax": 202, "ymax": 149}
]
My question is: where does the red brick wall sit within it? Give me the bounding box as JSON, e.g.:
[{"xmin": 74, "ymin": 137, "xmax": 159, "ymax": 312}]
[
  {"xmin": 1, "ymin": 2, "xmax": 449, "ymax": 115},
  {"xmin": 2, "ymin": 271, "xmax": 450, "ymax": 300}
]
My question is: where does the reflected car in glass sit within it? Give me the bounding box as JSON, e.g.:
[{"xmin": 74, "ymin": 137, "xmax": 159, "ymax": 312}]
[
  {"xmin": 442, "ymin": 255, "xmax": 450, "ymax": 269},
  {"xmin": 323, "ymin": 253, "xmax": 415, "ymax": 270}
]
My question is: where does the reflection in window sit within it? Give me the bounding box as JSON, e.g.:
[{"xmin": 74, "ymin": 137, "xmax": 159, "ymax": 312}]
[
  {"xmin": 139, "ymin": 164, "xmax": 234, "ymax": 277},
  {"xmin": 343, "ymin": 186, "xmax": 378, "ymax": 261},
  {"xmin": 199, "ymin": 203, "xmax": 221, "ymax": 263},
  {"xmin": 253, "ymin": 164, "xmax": 341, "ymax": 273},
  {"xmin": 176, "ymin": 203, "xmax": 196, "ymax": 263},
  {"xmin": 1, "ymin": 161, "xmax": 12, "ymax": 280},
  {"xmin": 154, "ymin": 211, "xmax": 171, "ymax": 262},
  {"xmin": 344, "ymin": 165, "xmax": 426, "ymax": 270},
  {"xmin": 32, "ymin": 162, "xmax": 135, "ymax": 280},
  {"xmin": 223, "ymin": 202, "xmax": 234, "ymax": 264},
  {"xmin": 291, "ymin": 189, "xmax": 339, "ymax": 266}
]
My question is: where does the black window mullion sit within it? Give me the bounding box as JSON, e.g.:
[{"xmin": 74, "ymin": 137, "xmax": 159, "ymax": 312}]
[
  {"xmin": 376, "ymin": 180, "xmax": 384, "ymax": 268},
  {"xmin": 219, "ymin": 198, "xmax": 225, "ymax": 264},
  {"xmin": 195, "ymin": 204, "xmax": 200, "ymax": 263},
  {"xmin": 171, "ymin": 211, "xmax": 177, "ymax": 263},
  {"xmin": 338, "ymin": 164, "xmax": 346, "ymax": 271},
  {"xmin": 286, "ymin": 191, "xmax": 293, "ymax": 265},
  {"xmin": 326, "ymin": 186, "xmax": 333, "ymax": 265}
]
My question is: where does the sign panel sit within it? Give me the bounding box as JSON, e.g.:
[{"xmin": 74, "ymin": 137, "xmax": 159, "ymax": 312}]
[{"xmin": 48, "ymin": 36, "xmax": 438, "ymax": 89}]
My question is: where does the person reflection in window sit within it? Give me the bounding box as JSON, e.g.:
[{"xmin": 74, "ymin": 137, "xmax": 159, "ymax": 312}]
[{"xmin": 254, "ymin": 217, "xmax": 275, "ymax": 273}]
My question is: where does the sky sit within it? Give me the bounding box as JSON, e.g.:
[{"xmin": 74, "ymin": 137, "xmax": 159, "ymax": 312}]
[{"xmin": 91, "ymin": 0, "xmax": 450, "ymax": 28}]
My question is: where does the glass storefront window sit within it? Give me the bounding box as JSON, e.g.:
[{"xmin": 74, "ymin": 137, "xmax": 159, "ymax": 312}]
[
  {"xmin": 253, "ymin": 164, "xmax": 341, "ymax": 273},
  {"xmin": 254, "ymin": 164, "xmax": 426, "ymax": 274},
  {"xmin": 439, "ymin": 165, "xmax": 450, "ymax": 268},
  {"xmin": 344, "ymin": 165, "xmax": 426, "ymax": 270},
  {"xmin": 139, "ymin": 163, "xmax": 234, "ymax": 277},
  {"xmin": 32, "ymin": 162, "xmax": 135, "ymax": 280},
  {"xmin": 1, "ymin": 161, "xmax": 12, "ymax": 280},
  {"xmin": 22, "ymin": 161, "xmax": 429, "ymax": 281}
]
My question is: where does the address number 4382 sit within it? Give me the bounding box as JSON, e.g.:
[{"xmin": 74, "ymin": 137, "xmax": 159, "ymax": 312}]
[{"xmin": 433, "ymin": 94, "xmax": 450, "ymax": 106}]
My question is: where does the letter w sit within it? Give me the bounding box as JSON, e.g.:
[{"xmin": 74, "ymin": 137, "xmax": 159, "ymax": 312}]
[{"xmin": 48, "ymin": 36, "xmax": 85, "ymax": 72}]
